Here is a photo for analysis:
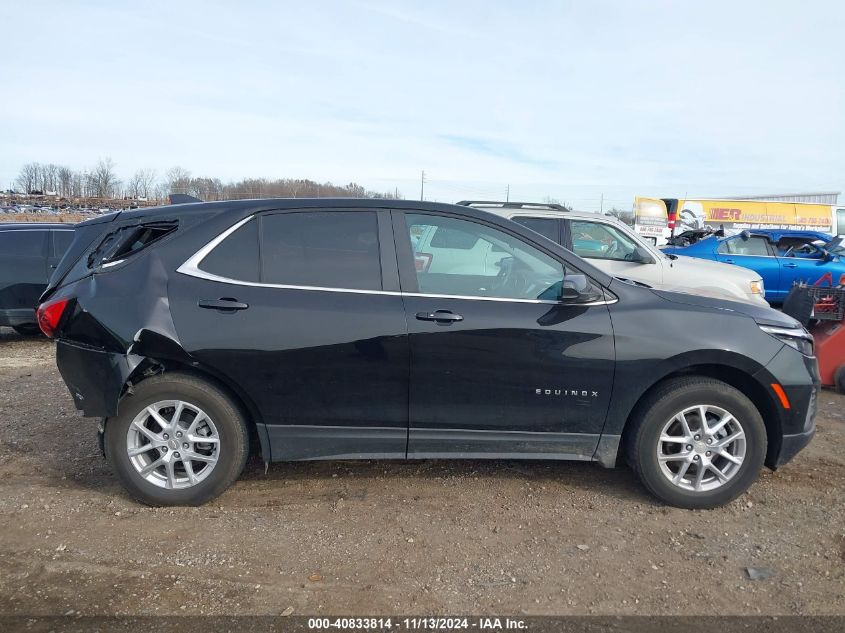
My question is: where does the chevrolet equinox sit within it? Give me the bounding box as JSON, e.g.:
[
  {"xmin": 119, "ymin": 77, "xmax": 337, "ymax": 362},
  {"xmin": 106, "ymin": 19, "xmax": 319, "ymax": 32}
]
[{"xmin": 38, "ymin": 199, "xmax": 819, "ymax": 508}]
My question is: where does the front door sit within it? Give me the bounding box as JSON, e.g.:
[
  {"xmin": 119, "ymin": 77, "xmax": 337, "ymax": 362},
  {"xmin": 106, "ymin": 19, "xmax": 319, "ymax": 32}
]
[
  {"xmin": 715, "ymin": 236, "xmax": 781, "ymax": 300},
  {"xmin": 567, "ymin": 218, "xmax": 663, "ymax": 287},
  {"xmin": 394, "ymin": 211, "xmax": 615, "ymax": 460},
  {"xmin": 169, "ymin": 209, "xmax": 409, "ymax": 460}
]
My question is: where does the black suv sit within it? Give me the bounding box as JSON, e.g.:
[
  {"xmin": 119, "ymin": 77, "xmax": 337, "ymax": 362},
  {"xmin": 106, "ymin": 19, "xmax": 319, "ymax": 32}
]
[
  {"xmin": 39, "ymin": 199, "xmax": 818, "ymax": 508},
  {"xmin": 0, "ymin": 223, "xmax": 75, "ymax": 335}
]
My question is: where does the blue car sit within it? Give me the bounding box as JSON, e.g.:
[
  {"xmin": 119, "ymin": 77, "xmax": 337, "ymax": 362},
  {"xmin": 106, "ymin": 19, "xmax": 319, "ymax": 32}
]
[{"xmin": 662, "ymin": 229, "xmax": 845, "ymax": 303}]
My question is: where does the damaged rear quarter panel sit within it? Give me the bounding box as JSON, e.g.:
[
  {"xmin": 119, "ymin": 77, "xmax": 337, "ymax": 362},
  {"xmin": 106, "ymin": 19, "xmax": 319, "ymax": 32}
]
[{"xmin": 57, "ymin": 249, "xmax": 187, "ymax": 417}]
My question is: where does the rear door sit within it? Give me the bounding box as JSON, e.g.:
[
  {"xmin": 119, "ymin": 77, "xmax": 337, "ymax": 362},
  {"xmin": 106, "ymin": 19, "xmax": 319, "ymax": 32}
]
[
  {"xmin": 395, "ymin": 210, "xmax": 615, "ymax": 459},
  {"xmin": 777, "ymin": 250, "xmax": 834, "ymax": 289},
  {"xmin": 0, "ymin": 229, "xmax": 49, "ymax": 322},
  {"xmin": 48, "ymin": 229, "xmax": 75, "ymax": 276},
  {"xmin": 509, "ymin": 216, "xmax": 563, "ymax": 244},
  {"xmin": 169, "ymin": 209, "xmax": 410, "ymax": 460}
]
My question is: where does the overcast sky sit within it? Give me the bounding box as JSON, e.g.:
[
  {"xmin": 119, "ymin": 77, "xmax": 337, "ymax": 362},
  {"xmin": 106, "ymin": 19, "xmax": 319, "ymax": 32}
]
[{"xmin": 2, "ymin": 0, "xmax": 843, "ymax": 210}]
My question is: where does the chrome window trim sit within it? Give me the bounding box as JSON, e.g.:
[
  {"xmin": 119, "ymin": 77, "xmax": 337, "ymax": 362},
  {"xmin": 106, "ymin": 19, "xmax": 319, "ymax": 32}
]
[{"xmin": 176, "ymin": 215, "xmax": 617, "ymax": 307}]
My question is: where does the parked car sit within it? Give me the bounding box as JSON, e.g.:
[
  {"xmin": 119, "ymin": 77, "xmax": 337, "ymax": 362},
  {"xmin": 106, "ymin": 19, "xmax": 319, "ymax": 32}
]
[
  {"xmin": 457, "ymin": 201, "xmax": 767, "ymax": 306},
  {"xmin": 0, "ymin": 223, "xmax": 75, "ymax": 335},
  {"xmin": 661, "ymin": 229, "xmax": 845, "ymax": 304},
  {"xmin": 39, "ymin": 199, "xmax": 817, "ymax": 508}
]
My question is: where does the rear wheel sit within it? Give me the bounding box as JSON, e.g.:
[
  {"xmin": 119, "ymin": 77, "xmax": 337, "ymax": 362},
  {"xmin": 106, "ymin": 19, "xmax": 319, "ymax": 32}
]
[
  {"xmin": 835, "ymin": 367, "xmax": 845, "ymax": 394},
  {"xmin": 104, "ymin": 373, "xmax": 249, "ymax": 506},
  {"xmin": 626, "ymin": 377, "xmax": 766, "ymax": 509},
  {"xmin": 13, "ymin": 324, "xmax": 42, "ymax": 336}
]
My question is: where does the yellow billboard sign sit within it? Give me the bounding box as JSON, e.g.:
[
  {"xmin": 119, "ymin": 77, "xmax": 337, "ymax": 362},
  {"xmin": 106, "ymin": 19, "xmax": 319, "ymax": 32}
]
[{"xmin": 635, "ymin": 197, "xmax": 834, "ymax": 233}]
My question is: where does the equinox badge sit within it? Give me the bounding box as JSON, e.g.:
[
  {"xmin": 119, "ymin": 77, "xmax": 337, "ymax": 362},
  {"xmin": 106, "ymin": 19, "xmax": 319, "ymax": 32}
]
[{"xmin": 535, "ymin": 388, "xmax": 599, "ymax": 397}]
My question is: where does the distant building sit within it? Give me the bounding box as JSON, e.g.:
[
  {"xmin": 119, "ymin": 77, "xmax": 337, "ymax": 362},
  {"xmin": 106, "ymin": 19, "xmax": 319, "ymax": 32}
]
[{"xmin": 718, "ymin": 192, "xmax": 840, "ymax": 205}]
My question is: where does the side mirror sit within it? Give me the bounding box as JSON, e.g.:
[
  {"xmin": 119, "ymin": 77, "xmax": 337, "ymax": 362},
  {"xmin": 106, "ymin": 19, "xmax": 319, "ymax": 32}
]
[
  {"xmin": 559, "ymin": 274, "xmax": 603, "ymax": 304},
  {"xmin": 633, "ymin": 246, "xmax": 654, "ymax": 264}
]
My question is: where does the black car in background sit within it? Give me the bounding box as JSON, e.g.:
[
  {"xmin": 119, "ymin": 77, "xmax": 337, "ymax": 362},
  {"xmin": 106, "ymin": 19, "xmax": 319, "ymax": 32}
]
[
  {"xmin": 37, "ymin": 199, "xmax": 818, "ymax": 508},
  {"xmin": 0, "ymin": 223, "xmax": 75, "ymax": 335}
]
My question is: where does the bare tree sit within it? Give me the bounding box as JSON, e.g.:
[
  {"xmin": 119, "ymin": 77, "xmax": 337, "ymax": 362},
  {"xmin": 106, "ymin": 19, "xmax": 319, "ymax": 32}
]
[
  {"xmin": 15, "ymin": 163, "xmax": 41, "ymax": 193},
  {"xmin": 127, "ymin": 171, "xmax": 144, "ymax": 199},
  {"xmin": 138, "ymin": 169, "xmax": 157, "ymax": 199},
  {"xmin": 42, "ymin": 163, "xmax": 60, "ymax": 194},
  {"xmin": 606, "ymin": 207, "xmax": 634, "ymax": 226},
  {"xmin": 165, "ymin": 167, "xmax": 191, "ymax": 195},
  {"xmin": 57, "ymin": 167, "xmax": 75, "ymax": 197},
  {"xmin": 90, "ymin": 158, "xmax": 120, "ymax": 198}
]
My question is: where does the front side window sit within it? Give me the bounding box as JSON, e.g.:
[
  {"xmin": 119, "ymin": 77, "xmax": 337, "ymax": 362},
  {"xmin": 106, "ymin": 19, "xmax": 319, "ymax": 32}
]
[
  {"xmin": 405, "ymin": 214, "xmax": 564, "ymax": 300},
  {"xmin": 0, "ymin": 231, "xmax": 47, "ymax": 257},
  {"xmin": 570, "ymin": 220, "xmax": 639, "ymax": 262},
  {"xmin": 261, "ymin": 211, "xmax": 381, "ymax": 290},
  {"xmin": 718, "ymin": 236, "xmax": 771, "ymax": 256}
]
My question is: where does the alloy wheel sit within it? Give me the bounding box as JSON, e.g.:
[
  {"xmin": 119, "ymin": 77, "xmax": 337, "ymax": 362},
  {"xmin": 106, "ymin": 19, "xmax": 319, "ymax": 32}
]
[
  {"xmin": 125, "ymin": 400, "xmax": 220, "ymax": 489},
  {"xmin": 656, "ymin": 404, "xmax": 746, "ymax": 492}
]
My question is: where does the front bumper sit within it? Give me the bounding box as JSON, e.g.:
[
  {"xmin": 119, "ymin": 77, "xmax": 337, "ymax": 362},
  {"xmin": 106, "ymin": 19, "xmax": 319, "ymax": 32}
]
[
  {"xmin": 776, "ymin": 428, "xmax": 816, "ymax": 467},
  {"xmin": 755, "ymin": 344, "xmax": 820, "ymax": 468}
]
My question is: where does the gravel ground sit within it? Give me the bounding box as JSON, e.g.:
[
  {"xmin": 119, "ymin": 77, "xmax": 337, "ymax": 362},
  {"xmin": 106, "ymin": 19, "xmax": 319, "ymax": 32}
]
[{"xmin": 0, "ymin": 326, "xmax": 843, "ymax": 617}]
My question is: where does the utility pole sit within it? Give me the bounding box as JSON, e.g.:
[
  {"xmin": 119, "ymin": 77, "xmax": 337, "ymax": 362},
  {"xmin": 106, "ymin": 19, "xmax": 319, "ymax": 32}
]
[
  {"xmin": 600, "ymin": 193, "xmax": 604, "ymax": 213},
  {"xmin": 506, "ymin": 184, "xmax": 510, "ymax": 202},
  {"xmin": 420, "ymin": 170, "xmax": 426, "ymax": 201}
]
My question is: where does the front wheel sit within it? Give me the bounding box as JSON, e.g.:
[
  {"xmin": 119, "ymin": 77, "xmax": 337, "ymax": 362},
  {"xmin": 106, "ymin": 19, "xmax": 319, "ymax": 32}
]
[
  {"xmin": 104, "ymin": 373, "xmax": 249, "ymax": 506},
  {"xmin": 626, "ymin": 377, "xmax": 766, "ymax": 509}
]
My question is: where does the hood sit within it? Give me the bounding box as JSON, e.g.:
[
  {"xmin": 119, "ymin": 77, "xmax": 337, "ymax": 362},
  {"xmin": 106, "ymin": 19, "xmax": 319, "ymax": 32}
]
[
  {"xmin": 665, "ymin": 254, "xmax": 762, "ymax": 282},
  {"xmin": 650, "ymin": 288, "xmax": 800, "ymax": 329}
]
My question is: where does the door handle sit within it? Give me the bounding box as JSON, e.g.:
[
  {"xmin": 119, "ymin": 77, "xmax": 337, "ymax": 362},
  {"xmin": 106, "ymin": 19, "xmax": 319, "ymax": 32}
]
[
  {"xmin": 416, "ymin": 310, "xmax": 463, "ymax": 323},
  {"xmin": 783, "ymin": 262, "xmax": 798, "ymax": 268},
  {"xmin": 724, "ymin": 258, "xmax": 735, "ymax": 264},
  {"xmin": 198, "ymin": 298, "xmax": 249, "ymax": 312}
]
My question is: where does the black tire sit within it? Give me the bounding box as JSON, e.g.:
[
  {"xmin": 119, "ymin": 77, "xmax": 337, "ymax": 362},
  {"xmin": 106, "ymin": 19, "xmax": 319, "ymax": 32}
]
[
  {"xmin": 13, "ymin": 323, "xmax": 42, "ymax": 336},
  {"xmin": 625, "ymin": 376, "xmax": 766, "ymax": 509},
  {"xmin": 835, "ymin": 367, "xmax": 845, "ymax": 395},
  {"xmin": 104, "ymin": 373, "xmax": 249, "ymax": 506}
]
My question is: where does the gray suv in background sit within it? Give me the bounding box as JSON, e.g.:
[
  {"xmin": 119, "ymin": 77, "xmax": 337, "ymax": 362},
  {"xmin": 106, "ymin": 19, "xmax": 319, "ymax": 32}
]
[{"xmin": 0, "ymin": 223, "xmax": 75, "ymax": 335}]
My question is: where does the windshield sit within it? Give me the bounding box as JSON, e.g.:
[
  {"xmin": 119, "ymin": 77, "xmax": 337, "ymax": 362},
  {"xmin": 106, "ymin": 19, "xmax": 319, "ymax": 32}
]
[{"xmin": 824, "ymin": 236, "xmax": 844, "ymax": 255}]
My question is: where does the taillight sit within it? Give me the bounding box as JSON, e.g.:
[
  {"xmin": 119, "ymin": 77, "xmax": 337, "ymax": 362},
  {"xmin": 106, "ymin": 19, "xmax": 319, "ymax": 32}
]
[
  {"xmin": 36, "ymin": 297, "xmax": 70, "ymax": 338},
  {"xmin": 667, "ymin": 209, "xmax": 678, "ymax": 230}
]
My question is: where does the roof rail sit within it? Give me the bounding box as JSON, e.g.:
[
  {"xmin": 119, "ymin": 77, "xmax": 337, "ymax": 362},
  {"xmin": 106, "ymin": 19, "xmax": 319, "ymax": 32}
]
[{"xmin": 456, "ymin": 200, "xmax": 570, "ymax": 212}]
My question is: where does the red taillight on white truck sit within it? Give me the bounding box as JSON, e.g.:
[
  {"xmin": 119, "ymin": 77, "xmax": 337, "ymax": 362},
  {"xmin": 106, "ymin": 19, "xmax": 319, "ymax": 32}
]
[{"xmin": 36, "ymin": 297, "xmax": 70, "ymax": 338}]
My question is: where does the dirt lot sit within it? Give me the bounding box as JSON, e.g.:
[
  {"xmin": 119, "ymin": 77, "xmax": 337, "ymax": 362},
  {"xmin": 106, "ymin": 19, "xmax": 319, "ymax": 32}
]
[{"xmin": 0, "ymin": 327, "xmax": 843, "ymax": 617}]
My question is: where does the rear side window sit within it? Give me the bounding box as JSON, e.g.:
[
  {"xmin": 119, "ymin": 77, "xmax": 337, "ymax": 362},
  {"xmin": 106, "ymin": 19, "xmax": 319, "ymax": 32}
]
[
  {"xmin": 718, "ymin": 236, "xmax": 771, "ymax": 256},
  {"xmin": 199, "ymin": 220, "xmax": 260, "ymax": 282},
  {"xmin": 512, "ymin": 217, "xmax": 560, "ymax": 243},
  {"xmin": 0, "ymin": 230, "xmax": 47, "ymax": 257},
  {"xmin": 261, "ymin": 211, "xmax": 381, "ymax": 290},
  {"xmin": 88, "ymin": 221, "xmax": 178, "ymax": 267},
  {"xmin": 52, "ymin": 230, "xmax": 75, "ymax": 257}
]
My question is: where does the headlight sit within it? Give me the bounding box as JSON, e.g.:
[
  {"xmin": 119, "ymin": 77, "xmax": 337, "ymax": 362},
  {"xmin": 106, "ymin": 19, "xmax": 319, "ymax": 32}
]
[
  {"xmin": 750, "ymin": 279, "xmax": 764, "ymax": 295},
  {"xmin": 759, "ymin": 325, "xmax": 814, "ymax": 356}
]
